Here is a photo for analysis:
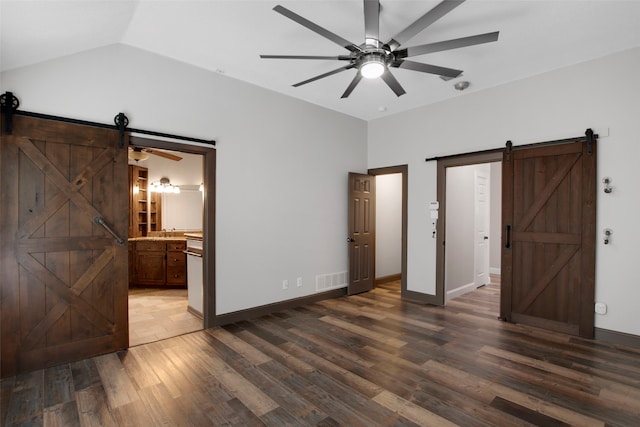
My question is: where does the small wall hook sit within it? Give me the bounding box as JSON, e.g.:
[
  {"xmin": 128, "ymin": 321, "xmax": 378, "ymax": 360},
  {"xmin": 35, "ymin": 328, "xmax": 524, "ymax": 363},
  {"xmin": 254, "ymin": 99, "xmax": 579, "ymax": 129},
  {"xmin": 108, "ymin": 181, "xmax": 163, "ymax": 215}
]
[
  {"xmin": 603, "ymin": 228, "xmax": 613, "ymax": 245},
  {"xmin": 602, "ymin": 177, "xmax": 613, "ymax": 194}
]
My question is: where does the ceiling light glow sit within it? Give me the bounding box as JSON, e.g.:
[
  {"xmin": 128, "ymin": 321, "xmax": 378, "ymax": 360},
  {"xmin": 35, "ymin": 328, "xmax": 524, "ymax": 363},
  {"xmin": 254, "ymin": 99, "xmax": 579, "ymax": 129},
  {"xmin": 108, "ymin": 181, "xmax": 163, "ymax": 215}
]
[{"xmin": 360, "ymin": 54, "xmax": 385, "ymax": 79}]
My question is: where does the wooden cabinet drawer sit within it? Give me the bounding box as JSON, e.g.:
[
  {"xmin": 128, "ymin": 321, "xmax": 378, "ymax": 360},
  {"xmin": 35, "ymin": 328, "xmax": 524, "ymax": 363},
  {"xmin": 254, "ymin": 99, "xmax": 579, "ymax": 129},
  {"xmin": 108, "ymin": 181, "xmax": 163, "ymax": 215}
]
[
  {"xmin": 166, "ymin": 266, "xmax": 186, "ymax": 285},
  {"xmin": 167, "ymin": 252, "xmax": 185, "ymax": 267},
  {"xmin": 135, "ymin": 241, "xmax": 165, "ymax": 252},
  {"xmin": 167, "ymin": 241, "xmax": 186, "ymax": 251}
]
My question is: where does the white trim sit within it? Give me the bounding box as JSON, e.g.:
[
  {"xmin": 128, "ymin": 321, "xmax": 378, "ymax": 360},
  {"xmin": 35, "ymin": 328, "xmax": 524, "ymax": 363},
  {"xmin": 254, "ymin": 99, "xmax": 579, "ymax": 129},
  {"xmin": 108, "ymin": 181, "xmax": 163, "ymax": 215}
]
[
  {"xmin": 446, "ymin": 281, "xmax": 477, "ymax": 302},
  {"xmin": 490, "ymin": 267, "xmax": 501, "ymax": 275}
]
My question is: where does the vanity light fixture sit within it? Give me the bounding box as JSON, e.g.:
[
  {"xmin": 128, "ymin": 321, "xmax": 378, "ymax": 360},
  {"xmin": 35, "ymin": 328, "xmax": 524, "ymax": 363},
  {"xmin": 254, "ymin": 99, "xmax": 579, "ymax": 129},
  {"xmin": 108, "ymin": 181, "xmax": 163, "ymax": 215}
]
[{"xmin": 150, "ymin": 177, "xmax": 180, "ymax": 193}]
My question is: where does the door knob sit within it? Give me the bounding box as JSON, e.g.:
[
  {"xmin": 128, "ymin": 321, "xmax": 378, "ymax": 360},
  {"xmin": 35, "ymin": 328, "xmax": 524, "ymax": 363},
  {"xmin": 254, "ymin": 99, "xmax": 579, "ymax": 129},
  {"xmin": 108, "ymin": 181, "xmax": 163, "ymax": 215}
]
[
  {"xmin": 484, "ymin": 236, "xmax": 489, "ymax": 240},
  {"xmin": 347, "ymin": 237, "xmax": 355, "ymax": 243}
]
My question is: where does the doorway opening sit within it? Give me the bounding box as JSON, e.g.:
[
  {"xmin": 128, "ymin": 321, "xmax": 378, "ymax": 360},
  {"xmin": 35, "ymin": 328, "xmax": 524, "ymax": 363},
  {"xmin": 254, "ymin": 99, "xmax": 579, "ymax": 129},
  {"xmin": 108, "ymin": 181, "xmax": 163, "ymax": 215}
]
[
  {"xmin": 435, "ymin": 151, "xmax": 502, "ymax": 309},
  {"xmin": 368, "ymin": 165, "xmax": 408, "ymax": 297},
  {"xmin": 444, "ymin": 162, "xmax": 502, "ymax": 303},
  {"xmin": 127, "ymin": 136, "xmax": 216, "ymax": 346}
]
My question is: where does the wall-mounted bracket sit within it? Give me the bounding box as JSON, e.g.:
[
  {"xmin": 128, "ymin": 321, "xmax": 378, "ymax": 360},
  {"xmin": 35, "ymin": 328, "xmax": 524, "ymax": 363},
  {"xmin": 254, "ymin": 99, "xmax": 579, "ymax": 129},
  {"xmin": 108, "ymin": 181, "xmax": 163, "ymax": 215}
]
[{"xmin": 0, "ymin": 91, "xmax": 20, "ymax": 135}]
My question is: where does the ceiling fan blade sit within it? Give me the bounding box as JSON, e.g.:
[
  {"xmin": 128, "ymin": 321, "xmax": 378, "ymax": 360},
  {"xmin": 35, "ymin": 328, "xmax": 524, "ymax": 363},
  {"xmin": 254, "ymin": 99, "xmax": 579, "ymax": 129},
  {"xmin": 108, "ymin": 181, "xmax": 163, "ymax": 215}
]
[
  {"xmin": 380, "ymin": 69, "xmax": 406, "ymax": 97},
  {"xmin": 386, "ymin": 0, "xmax": 466, "ymax": 51},
  {"xmin": 146, "ymin": 148, "xmax": 183, "ymax": 162},
  {"xmin": 273, "ymin": 5, "xmax": 360, "ymax": 53},
  {"xmin": 395, "ymin": 60, "xmax": 463, "ymax": 79},
  {"xmin": 363, "ymin": 0, "xmax": 380, "ymax": 43},
  {"xmin": 292, "ymin": 64, "xmax": 356, "ymax": 87},
  {"xmin": 260, "ymin": 54, "xmax": 352, "ymax": 61},
  {"xmin": 399, "ymin": 32, "xmax": 500, "ymax": 58},
  {"xmin": 341, "ymin": 72, "xmax": 363, "ymax": 98}
]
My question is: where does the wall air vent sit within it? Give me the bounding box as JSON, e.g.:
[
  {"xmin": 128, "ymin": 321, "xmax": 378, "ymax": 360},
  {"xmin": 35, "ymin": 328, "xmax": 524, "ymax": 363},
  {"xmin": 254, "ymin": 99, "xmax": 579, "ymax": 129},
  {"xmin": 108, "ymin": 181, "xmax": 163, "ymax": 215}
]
[{"xmin": 315, "ymin": 271, "xmax": 348, "ymax": 292}]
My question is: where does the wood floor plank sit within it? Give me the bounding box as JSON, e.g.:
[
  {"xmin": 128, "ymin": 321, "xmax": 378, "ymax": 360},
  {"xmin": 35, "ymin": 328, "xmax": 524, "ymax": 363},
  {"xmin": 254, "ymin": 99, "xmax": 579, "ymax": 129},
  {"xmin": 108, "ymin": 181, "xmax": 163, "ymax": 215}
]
[
  {"xmin": 75, "ymin": 385, "xmax": 118, "ymax": 427},
  {"xmin": 320, "ymin": 315, "xmax": 407, "ymax": 348},
  {"xmin": 3, "ymin": 279, "xmax": 640, "ymax": 426},
  {"xmin": 0, "ymin": 376, "xmax": 16, "ymax": 425},
  {"xmin": 422, "ymin": 359, "xmax": 607, "ymax": 427},
  {"xmin": 93, "ymin": 353, "xmax": 140, "ymax": 409},
  {"xmin": 42, "ymin": 400, "xmax": 81, "ymax": 427},
  {"xmin": 116, "ymin": 348, "xmax": 161, "ymax": 390},
  {"xmin": 206, "ymin": 327, "xmax": 272, "ymax": 365},
  {"xmin": 193, "ymin": 347, "xmax": 279, "ymax": 417},
  {"xmin": 43, "ymin": 364, "xmax": 74, "ymax": 408},
  {"xmin": 372, "ymin": 390, "xmax": 458, "ymax": 427},
  {"xmin": 69, "ymin": 359, "xmax": 101, "ymax": 392},
  {"xmin": 199, "ymin": 331, "xmax": 329, "ymax": 425},
  {"xmin": 4, "ymin": 370, "xmax": 44, "ymax": 425}
]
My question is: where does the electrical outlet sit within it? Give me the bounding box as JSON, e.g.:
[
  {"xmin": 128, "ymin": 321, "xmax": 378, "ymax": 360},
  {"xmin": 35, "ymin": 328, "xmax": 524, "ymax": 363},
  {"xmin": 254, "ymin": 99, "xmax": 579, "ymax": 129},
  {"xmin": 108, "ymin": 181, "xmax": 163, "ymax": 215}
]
[
  {"xmin": 282, "ymin": 279, "xmax": 289, "ymax": 290},
  {"xmin": 595, "ymin": 302, "xmax": 607, "ymax": 315},
  {"xmin": 296, "ymin": 277, "xmax": 303, "ymax": 287}
]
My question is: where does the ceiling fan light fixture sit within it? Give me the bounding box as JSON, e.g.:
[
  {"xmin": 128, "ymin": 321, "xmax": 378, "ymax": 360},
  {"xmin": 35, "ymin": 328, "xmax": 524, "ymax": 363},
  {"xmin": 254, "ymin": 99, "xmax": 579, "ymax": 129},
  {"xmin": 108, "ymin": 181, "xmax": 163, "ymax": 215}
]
[
  {"xmin": 129, "ymin": 149, "xmax": 149, "ymax": 162},
  {"xmin": 360, "ymin": 54, "xmax": 385, "ymax": 79}
]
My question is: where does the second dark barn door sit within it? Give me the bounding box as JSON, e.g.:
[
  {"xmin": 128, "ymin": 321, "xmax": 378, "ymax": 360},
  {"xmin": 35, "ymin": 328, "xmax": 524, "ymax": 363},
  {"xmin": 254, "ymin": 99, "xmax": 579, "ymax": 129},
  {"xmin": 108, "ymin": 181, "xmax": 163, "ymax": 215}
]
[{"xmin": 501, "ymin": 138, "xmax": 596, "ymax": 338}]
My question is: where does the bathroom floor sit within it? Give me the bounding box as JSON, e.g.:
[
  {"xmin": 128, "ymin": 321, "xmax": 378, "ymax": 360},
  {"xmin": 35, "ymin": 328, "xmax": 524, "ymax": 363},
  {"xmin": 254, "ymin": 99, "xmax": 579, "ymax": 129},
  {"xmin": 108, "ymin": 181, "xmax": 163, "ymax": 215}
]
[{"xmin": 128, "ymin": 288, "xmax": 202, "ymax": 346}]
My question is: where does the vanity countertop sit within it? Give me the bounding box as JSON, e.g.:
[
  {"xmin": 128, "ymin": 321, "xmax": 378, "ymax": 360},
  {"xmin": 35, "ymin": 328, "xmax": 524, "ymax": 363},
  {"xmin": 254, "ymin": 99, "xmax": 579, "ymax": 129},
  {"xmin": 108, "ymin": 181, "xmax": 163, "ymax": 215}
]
[
  {"xmin": 128, "ymin": 236, "xmax": 186, "ymax": 242},
  {"xmin": 184, "ymin": 232, "xmax": 203, "ymax": 241}
]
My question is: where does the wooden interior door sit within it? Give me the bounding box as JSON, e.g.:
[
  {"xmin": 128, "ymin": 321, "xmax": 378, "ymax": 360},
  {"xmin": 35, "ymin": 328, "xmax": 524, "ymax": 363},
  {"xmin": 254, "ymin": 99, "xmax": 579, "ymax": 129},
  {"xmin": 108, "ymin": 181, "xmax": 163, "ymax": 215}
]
[
  {"xmin": 348, "ymin": 173, "xmax": 375, "ymax": 295},
  {"xmin": 0, "ymin": 114, "xmax": 129, "ymax": 378},
  {"xmin": 501, "ymin": 138, "xmax": 596, "ymax": 338}
]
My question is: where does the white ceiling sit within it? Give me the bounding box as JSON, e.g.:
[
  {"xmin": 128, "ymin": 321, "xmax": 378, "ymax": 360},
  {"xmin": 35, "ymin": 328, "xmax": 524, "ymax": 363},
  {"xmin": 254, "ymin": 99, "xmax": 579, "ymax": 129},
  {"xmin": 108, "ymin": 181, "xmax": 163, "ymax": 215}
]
[{"xmin": 2, "ymin": 0, "xmax": 640, "ymax": 121}]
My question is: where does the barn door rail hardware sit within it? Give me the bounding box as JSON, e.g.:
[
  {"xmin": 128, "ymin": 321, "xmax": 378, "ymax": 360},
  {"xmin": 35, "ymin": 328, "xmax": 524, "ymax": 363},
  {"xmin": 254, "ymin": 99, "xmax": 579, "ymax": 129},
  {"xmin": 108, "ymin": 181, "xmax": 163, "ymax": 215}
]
[
  {"xmin": 93, "ymin": 216, "xmax": 126, "ymax": 246},
  {"xmin": 424, "ymin": 128, "xmax": 598, "ymax": 162},
  {"xmin": 0, "ymin": 91, "xmax": 19, "ymax": 134},
  {"xmin": 1, "ymin": 92, "xmax": 216, "ymax": 148}
]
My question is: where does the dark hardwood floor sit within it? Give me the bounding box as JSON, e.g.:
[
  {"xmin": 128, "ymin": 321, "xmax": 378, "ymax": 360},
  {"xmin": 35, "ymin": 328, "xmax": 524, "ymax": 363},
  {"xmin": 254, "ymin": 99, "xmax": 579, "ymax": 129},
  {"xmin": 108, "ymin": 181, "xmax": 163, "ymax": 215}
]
[{"xmin": 2, "ymin": 279, "xmax": 640, "ymax": 426}]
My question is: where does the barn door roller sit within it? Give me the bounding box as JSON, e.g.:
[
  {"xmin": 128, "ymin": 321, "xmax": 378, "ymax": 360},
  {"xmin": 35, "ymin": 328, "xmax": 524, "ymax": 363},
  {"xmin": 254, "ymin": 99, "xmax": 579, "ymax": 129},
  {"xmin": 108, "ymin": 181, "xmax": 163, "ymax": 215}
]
[{"xmin": 0, "ymin": 92, "xmax": 19, "ymax": 135}]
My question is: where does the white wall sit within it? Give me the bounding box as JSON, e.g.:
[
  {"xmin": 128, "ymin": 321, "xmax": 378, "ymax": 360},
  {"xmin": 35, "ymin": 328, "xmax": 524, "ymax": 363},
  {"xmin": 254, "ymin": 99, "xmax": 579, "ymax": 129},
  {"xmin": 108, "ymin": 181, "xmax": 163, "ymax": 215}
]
[
  {"xmin": 0, "ymin": 43, "xmax": 367, "ymax": 315},
  {"xmin": 368, "ymin": 47, "xmax": 640, "ymax": 336},
  {"xmin": 375, "ymin": 173, "xmax": 402, "ymax": 279},
  {"xmin": 444, "ymin": 165, "xmax": 476, "ymax": 292}
]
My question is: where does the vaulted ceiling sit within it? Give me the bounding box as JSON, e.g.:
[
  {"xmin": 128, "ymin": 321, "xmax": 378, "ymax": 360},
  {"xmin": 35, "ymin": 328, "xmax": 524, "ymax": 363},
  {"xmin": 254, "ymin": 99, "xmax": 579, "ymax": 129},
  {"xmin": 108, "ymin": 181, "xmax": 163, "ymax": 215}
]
[{"xmin": 2, "ymin": 1, "xmax": 639, "ymax": 120}]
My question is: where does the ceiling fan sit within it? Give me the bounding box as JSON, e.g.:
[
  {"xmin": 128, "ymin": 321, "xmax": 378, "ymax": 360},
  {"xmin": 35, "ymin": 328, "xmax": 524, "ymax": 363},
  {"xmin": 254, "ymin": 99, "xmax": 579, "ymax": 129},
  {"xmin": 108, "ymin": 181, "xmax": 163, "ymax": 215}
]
[
  {"xmin": 260, "ymin": 0, "xmax": 499, "ymax": 98},
  {"xmin": 128, "ymin": 146, "xmax": 183, "ymax": 162}
]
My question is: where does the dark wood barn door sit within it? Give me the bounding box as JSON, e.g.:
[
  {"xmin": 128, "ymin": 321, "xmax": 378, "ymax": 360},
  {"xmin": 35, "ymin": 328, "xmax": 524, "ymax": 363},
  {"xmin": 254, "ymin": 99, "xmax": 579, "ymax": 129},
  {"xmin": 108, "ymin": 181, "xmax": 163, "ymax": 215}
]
[
  {"xmin": 348, "ymin": 173, "xmax": 376, "ymax": 295},
  {"xmin": 1, "ymin": 114, "xmax": 129, "ymax": 377},
  {"xmin": 501, "ymin": 138, "xmax": 596, "ymax": 338}
]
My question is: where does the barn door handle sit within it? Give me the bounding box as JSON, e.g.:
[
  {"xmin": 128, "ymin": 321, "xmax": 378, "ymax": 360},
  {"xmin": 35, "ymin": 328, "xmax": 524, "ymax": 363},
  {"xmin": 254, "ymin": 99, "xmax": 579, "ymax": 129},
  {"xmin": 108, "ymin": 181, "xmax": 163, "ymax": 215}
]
[
  {"xmin": 505, "ymin": 225, "xmax": 512, "ymax": 249},
  {"xmin": 94, "ymin": 216, "xmax": 126, "ymax": 246}
]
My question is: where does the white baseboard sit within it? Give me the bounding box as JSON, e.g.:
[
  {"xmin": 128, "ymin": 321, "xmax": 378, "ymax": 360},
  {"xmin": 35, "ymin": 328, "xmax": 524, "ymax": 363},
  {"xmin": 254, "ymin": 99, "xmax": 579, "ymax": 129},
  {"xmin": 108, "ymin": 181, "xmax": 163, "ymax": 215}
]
[
  {"xmin": 490, "ymin": 267, "xmax": 501, "ymax": 275},
  {"xmin": 446, "ymin": 282, "xmax": 477, "ymax": 301}
]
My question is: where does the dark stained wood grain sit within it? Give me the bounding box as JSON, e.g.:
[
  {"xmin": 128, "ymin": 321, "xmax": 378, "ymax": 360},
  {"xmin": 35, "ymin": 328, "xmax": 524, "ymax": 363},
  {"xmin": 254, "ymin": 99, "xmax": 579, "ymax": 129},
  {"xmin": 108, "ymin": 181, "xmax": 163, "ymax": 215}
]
[
  {"xmin": 502, "ymin": 138, "xmax": 596, "ymax": 338},
  {"xmin": 1, "ymin": 114, "xmax": 128, "ymax": 378},
  {"xmin": 1, "ymin": 279, "xmax": 639, "ymax": 426}
]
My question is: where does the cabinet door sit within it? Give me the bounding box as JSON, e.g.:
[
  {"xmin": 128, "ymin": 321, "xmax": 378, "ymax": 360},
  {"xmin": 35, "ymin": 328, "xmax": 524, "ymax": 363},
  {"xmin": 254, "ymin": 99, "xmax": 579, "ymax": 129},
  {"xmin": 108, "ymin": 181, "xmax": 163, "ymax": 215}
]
[{"xmin": 134, "ymin": 251, "xmax": 166, "ymax": 285}]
